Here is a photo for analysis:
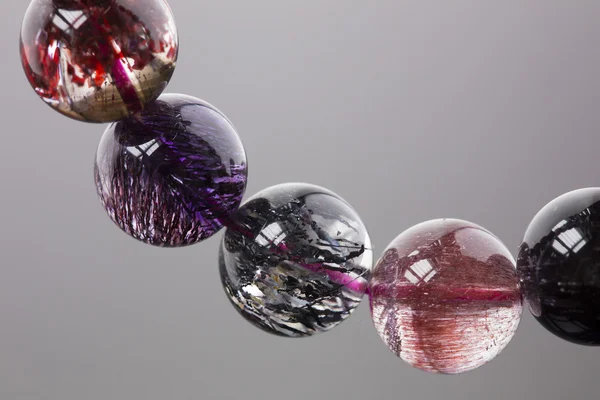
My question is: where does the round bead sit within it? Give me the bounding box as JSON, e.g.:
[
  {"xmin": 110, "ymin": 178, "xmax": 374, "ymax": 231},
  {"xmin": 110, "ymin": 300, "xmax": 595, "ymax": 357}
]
[
  {"xmin": 94, "ymin": 94, "xmax": 247, "ymax": 247},
  {"xmin": 369, "ymin": 219, "xmax": 522, "ymax": 374},
  {"xmin": 20, "ymin": 0, "xmax": 178, "ymax": 122},
  {"xmin": 219, "ymin": 183, "xmax": 373, "ymax": 337},
  {"xmin": 517, "ymin": 188, "xmax": 600, "ymax": 346}
]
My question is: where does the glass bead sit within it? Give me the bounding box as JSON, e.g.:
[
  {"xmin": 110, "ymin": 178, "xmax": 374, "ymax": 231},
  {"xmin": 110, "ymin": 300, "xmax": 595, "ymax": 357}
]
[
  {"xmin": 369, "ymin": 219, "xmax": 522, "ymax": 374},
  {"xmin": 517, "ymin": 188, "xmax": 600, "ymax": 346},
  {"xmin": 20, "ymin": 0, "xmax": 178, "ymax": 122},
  {"xmin": 219, "ymin": 183, "xmax": 373, "ymax": 337},
  {"xmin": 94, "ymin": 94, "xmax": 247, "ymax": 247}
]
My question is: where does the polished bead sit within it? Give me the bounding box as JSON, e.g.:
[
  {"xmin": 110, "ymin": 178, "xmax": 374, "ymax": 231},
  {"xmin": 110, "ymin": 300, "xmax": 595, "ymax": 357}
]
[
  {"xmin": 20, "ymin": 0, "xmax": 178, "ymax": 122},
  {"xmin": 219, "ymin": 183, "xmax": 373, "ymax": 337},
  {"xmin": 369, "ymin": 219, "xmax": 522, "ymax": 374},
  {"xmin": 95, "ymin": 94, "xmax": 247, "ymax": 247},
  {"xmin": 517, "ymin": 188, "xmax": 600, "ymax": 345}
]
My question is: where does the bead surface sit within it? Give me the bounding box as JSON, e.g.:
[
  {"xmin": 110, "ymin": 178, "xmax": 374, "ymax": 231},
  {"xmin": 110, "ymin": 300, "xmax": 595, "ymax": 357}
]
[
  {"xmin": 20, "ymin": 0, "xmax": 178, "ymax": 122},
  {"xmin": 517, "ymin": 188, "xmax": 600, "ymax": 345},
  {"xmin": 95, "ymin": 94, "xmax": 247, "ymax": 247},
  {"xmin": 369, "ymin": 219, "xmax": 522, "ymax": 374},
  {"xmin": 219, "ymin": 183, "xmax": 373, "ymax": 337}
]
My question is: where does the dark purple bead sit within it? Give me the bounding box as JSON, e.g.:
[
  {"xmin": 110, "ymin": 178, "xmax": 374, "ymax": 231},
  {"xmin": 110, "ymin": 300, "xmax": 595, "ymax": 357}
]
[
  {"xmin": 517, "ymin": 188, "xmax": 600, "ymax": 345},
  {"xmin": 94, "ymin": 93, "xmax": 248, "ymax": 247}
]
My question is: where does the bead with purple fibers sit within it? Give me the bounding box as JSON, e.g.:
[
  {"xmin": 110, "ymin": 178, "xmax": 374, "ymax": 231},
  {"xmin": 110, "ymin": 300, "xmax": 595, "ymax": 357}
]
[{"xmin": 94, "ymin": 93, "xmax": 247, "ymax": 247}]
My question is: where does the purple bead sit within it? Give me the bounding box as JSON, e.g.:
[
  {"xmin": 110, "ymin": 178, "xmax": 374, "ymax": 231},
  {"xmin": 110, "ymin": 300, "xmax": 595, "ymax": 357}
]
[{"xmin": 94, "ymin": 94, "xmax": 248, "ymax": 247}]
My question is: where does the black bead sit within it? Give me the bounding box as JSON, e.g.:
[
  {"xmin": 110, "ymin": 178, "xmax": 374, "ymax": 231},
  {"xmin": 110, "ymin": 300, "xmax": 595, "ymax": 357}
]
[{"xmin": 517, "ymin": 188, "xmax": 600, "ymax": 345}]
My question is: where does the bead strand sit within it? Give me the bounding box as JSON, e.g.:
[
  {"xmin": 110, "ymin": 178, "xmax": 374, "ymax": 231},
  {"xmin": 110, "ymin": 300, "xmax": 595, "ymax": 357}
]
[{"xmin": 19, "ymin": 0, "xmax": 600, "ymax": 376}]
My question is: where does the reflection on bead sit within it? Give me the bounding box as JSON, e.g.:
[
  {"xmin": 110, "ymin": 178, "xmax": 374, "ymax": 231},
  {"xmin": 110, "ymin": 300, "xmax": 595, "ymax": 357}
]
[
  {"xmin": 219, "ymin": 183, "xmax": 373, "ymax": 337},
  {"xmin": 369, "ymin": 219, "xmax": 522, "ymax": 374},
  {"xmin": 20, "ymin": 0, "xmax": 178, "ymax": 122},
  {"xmin": 517, "ymin": 188, "xmax": 600, "ymax": 346},
  {"xmin": 95, "ymin": 94, "xmax": 247, "ymax": 247}
]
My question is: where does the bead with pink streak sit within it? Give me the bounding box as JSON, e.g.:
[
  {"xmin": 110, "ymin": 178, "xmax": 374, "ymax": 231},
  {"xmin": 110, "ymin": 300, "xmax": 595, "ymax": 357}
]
[
  {"xmin": 369, "ymin": 219, "xmax": 522, "ymax": 374},
  {"xmin": 219, "ymin": 183, "xmax": 373, "ymax": 337}
]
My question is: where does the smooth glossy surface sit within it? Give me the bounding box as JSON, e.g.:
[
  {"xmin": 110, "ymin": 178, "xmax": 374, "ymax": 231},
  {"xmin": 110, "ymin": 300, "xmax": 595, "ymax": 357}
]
[
  {"xmin": 517, "ymin": 188, "xmax": 600, "ymax": 345},
  {"xmin": 219, "ymin": 183, "xmax": 373, "ymax": 337},
  {"xmin": 95, "ymin": 94, "xmax": 247, "ymax": 247},
  {"xmin": 20, "ymin": 0, "xmax": 178, "ymax": 122},
  {"xmin": 369, "ymin": 219, "xmax": 522, "ymax": 374}
]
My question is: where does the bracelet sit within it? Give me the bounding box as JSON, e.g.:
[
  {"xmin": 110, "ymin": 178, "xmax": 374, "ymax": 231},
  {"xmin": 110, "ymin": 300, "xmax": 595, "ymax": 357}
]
[{"xmin": 20, "ymin": 0, "xmax": 600, "ymax": 375}]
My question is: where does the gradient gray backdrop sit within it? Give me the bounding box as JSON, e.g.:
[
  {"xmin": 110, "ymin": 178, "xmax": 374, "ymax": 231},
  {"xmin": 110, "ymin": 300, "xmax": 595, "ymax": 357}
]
[{"xmin": 2, "ymin": 1, "xmax": 599, "ymax": 399}]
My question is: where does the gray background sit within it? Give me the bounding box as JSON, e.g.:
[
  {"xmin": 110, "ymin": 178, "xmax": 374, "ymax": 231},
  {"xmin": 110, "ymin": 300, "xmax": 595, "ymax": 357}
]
[{"xmin": 2, "ymin": 1, "xmax": 599, "ymax": 399}]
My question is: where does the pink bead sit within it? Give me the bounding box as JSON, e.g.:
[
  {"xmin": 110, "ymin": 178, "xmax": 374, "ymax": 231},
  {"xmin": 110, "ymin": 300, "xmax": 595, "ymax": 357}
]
[{"xmin": 369, "ymin": 219, "xmax": 522, "ymax": 374}]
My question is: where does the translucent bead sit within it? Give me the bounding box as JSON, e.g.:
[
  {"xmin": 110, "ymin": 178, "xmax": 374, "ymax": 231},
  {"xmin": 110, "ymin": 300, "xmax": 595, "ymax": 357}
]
[
  {"xmin": 220, "ymin": 183, "xmax": 373, "ymax": 337},
  {"xmin": 20, "ymin": 0, "xmax": 178, "ymax": 122},
  {"xmin": 369, "ymin": 219, "xmax": 522, "ymax": 374},
  {"xmin": 95, "ymin": 94, "xmax": 247, "ymax": 247},
  {"xmin": 518, "ymin": 188, "xmax": 600, "ymax": 346}
]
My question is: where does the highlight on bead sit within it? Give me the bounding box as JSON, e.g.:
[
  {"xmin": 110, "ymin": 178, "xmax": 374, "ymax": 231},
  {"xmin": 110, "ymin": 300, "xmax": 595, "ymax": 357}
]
[
  {"xmin": 94, "ymin": 93, "xmax": 247, "ymax": 247},
  {"xmin": 20, "ymin": 0, "xmax": 178, "ymax": 122},
  {"xmin": 369, "ymin": 219, "xmax": 522, "ymax": 374},
  {"xmin": 219, "ymin": 183, "xmax": 373, "ymax": 337},
  {"xmin": 518, "ymin": 188, "xmax": 600, "ymax": 346}
]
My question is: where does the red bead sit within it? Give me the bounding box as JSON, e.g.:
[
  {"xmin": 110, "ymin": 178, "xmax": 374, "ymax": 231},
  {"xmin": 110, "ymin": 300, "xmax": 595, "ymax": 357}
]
[
  {"xmin": 20, "ymin": 0, "xmax": 178, "ymax": 122},
  {"xmin": 369, "ymin": 219, "xmax": 522, "ymax": 374}
]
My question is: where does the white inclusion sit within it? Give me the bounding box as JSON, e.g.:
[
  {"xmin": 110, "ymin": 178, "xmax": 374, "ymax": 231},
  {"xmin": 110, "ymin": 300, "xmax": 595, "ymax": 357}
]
[
  {"xmin": 161, "ymin": 28, "xmax": 174, "ymax": 46},
  {"xmin": 552, "ymin": 240, "xmax": 568, "ymax": 255},
  {"xmin": 111, "ymin": 38, "xmax": 123, "ymax": 54},
  {"xmin": 404, "ymin": 270, "xmax": 419, "ymax": 284},
  {"xmin": 408, "ymin": 249, "xmax": 419, "ymax": 257},
  {"xmin": 290, "ymin": 297, "xmax": 309, "ymax": 308},
  {"xmin": 283, "ymin": 322, "xmax": 308, "ymax": 332},
  {"xmin": 48, "ymin": 40, "xmax": 59, "ymax": 59},
  {"xmin": 410, "ymin": 259, "xmax": 433, "ymax": 278},
  {"xmin": 71, "ymin": 61, "xmax": 85, "ymax": 81},
  {"xmin": 552, "ymin": 220, "xmax": 567, "ymax": 232},
  {"xmin": 242, "ymin": 284, "xmax": 263, "ymax": 297}
]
